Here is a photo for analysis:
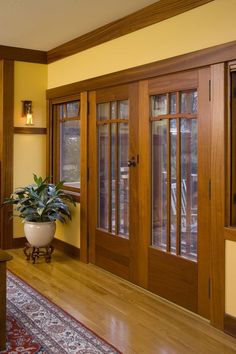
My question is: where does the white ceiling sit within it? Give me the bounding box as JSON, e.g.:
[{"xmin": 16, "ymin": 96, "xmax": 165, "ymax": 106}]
[{"xmin": 0, "ymin": 0, "xmax": 158, "ymax": 51}]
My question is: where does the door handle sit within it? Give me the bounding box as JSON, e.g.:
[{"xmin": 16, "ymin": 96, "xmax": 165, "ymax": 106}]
[{"xmin": 128, "ymin": 157, "xmax": 136, "ymax": 167}]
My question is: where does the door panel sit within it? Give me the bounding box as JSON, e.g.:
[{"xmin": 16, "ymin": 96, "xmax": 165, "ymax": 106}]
[
  {"xmin": 89, "ymin": 83, "xmax": 139, "ymax": 281},
  {"xmin": 89, "ymin": 70, "xmax": 211, "ymax": 318},
  {"xmin": 147, "ymin": 70, "xmax": 211, "ymax": 315}
]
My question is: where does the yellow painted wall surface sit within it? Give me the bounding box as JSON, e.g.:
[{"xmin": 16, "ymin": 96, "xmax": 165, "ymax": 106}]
[
  {"xmin": 55, "ymin": 204, "xmax": 80, "ymax": 248},
  {"xmin": 13, "ymin": 135, "xmax": 47, "ymax": 237},
  {"xmin": 225, "ymin": 240, "xmax": 236, "ymax": 317},
  {"xmin": 14, "ymin": 62, "xmax": 47, "ymax": 127},
  {"xmin": 48, "ymin": 0, "xmax": 236, "ymax": 89},
  {"xmin": 13, "ymin": 62, "xmax": 47, "ymax": 237},
  {"xmin": 13, "ymin": 61, "xmax": 80, "ymax": 247}
]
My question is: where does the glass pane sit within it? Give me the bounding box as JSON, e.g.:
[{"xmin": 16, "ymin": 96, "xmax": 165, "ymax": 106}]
[
  {"xmin": 60, "ymin": 120, "xmax": 80, "ymax": 188},
  {"xmin": 59, "ymin": 104, "xmax": 66, "ymax": 119},
  {"xmin": 170, "ymin": 119, "xmax": 177, "ymax": 253},
  {"xmin": 59, "ymin": 101, "xmax": 79, "ymax": 118},
  {"xmin": 180, "ymin": 90, "xmax": 198, "ymax": 113},
  {"xmin": 118, "ymin": 100, "xmax": 129, "ymax": 119},
  {"xmin": 151, "ymin": 95, "xmax": 167, "ymax": 117},
  {"xmin": 97, "ymin": 103, "xmax": 110, "ymax": 120},
  {"xmin": 67, "ymin": 101, "xmax": 79, "ymax": 117},
  {"xmin": 152, "ymin": 120, "xmax": 167, "ymax": 249},
  {"xmin": 180, "ymin": 119, "xmax": 198, "ymax": 260},
  {"xmin": 170, "ymin": 93, "xmax": 177, "ymax": 114},
  {"xmin": 111, "ymin": 101, "xmax": 117, "ymax": 119},
  {"xmin": 118, "ymin": 123, "xmax": 129, "ymax": 237},
  {"xmin": 111, "ymin": 124, "xmax": 116, "ymax": 234},
  {"xmin": 98, "ymin": 125, "xmax": 109, "ymax": 230}
]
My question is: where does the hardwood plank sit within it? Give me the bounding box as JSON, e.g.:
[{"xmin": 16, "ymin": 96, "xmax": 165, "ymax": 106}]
[
  {"xmin": 0, "ymin": 45, "xmax": 46, "ymax": 63},
  {"xmin": 14, "ymin": 127, "xmax": 47, "ymax": 134},
  {"xmin": 7, "ymin": 248, "xmax": 236, "ymax": 354},
  {"xmin": 47, "ymin": 0, "xmax": 213, "ymax": 63},
  {"xmin": 46, "ymin": 39, "xmax": 236, "ymax": 100},
  {"xmin": 210, "ymin": 63, "xmax": 226, "ymax": 329}
]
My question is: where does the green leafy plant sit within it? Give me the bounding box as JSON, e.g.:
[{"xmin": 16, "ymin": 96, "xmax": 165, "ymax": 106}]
[{"xmin": 2, "ymin": 174, "xmax": 76, "ymax": 223}]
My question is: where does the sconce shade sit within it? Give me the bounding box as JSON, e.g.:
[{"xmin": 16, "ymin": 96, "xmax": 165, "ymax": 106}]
[{"xmin": 22, "ymin": 100, "xmax": 33, "ymax": 125}]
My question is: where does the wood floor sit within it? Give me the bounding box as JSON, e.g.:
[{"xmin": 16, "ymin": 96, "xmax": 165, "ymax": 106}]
[{"xmin": 6, "ymin": 248, "xmax": 236, "ymax": 354}]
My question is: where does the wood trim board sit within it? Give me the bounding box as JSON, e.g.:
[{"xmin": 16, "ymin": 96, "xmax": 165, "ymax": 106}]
[
  {"xmin": 12, "ymin": 236, "xmax": 80, "ymax": 259},
  {"xmin": 47, "ymin": 40, "xmax": 236, "ymax": 99},
  {"xmin": 47, "ymin": 0, "xmax": 213, "ymax": 63},
  {"xmin": 14, "ymin": 127, "xmax": 47, "ymax": 134},
  {"xmin": 0, "ymin": 60, "xmax": 14, "ymax": 250},
  {"xmin": 224, "ymin": 314, "xmax": 236, "ymax": 338},
  {"xmin": 0, "ymin": 45, "xmax": 46, "ymax": 64}
]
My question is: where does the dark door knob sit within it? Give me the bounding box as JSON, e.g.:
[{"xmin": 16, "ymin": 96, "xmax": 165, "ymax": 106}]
[{"xmin": 128, "ymin": 158, "xmax": 136, "ymax": 167}]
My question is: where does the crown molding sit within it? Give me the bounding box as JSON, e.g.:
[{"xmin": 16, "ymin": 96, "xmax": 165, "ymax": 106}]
[
  {"xmin": 0, "ymin": 45, "xmax": 47, "ymax": 64},
  {"xmin": 47, "ymin": 0, "xmax": 213, "ymax": 63}
]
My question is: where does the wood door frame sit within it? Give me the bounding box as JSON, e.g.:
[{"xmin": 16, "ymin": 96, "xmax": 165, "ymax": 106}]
[
  {"xmin": 47, "ymin": 91, "xmax": 89, "ymax": 262},
  {"xmin": 46, "ymin": 50, "xmax": 232, "ymax": 330},
  {"xmin": 139, "ymin": 69, "xmax": 211, "ymax": 316},
  {"xmin": 88, "ymin": 83, "xmax": 140, "ymax": 282},
  {"xmin": 0, "ymin": 60, "xmax": 14, "ymax": 250}
]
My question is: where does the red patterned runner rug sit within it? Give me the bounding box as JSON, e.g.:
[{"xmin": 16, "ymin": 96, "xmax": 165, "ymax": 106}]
[{"xmin": 2, "ymin": 271, "xmax": 122, "ymax": 353}]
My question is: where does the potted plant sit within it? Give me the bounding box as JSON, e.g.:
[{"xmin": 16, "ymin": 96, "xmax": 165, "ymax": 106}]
[{"xmin": 2, "ymin": 174, "xmax": 76, "ymax": 248}]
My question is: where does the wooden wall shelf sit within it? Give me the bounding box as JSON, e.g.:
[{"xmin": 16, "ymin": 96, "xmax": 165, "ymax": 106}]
[{"xmin": 14, "ymin": 127, "xmax": 47, "ymax": 134}]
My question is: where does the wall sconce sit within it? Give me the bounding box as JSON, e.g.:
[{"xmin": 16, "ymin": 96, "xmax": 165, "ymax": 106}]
[{"xmin": 22, "ymin": 100, "xmax": 33, "ymax": 125}]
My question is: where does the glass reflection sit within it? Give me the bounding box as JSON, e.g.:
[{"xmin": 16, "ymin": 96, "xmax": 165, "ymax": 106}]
[
  {"xmin": 152, "ymin": 120, "xmax": 167, "ymax": 250},
  {"xmin": 151, "ymin": 95, "xmax": 167, "ymax": 117},
  {"xmin": 97, "ymin": 103, "xmax": 110, "ymax": 120},
  {"xmin": 60, "ymin": 120, "xmax": 80, "ymax": 188},
  {"xmin": 180, "ymin": 119, "xmax": 198, "ymax": 260},
  {"xmin": 118, "ymin": 123, "xmax": 129, "ymax": 237},
  {"xmin": 98, "ymin": 125, "xmax": 109, "ymax": 230},
  {"xmin": 180, "ymin": 91, "xmax": 198, "ymax": 113},
  {"xmin": 170, "ymin": 119, "xmax": 177, "ymax": 253}
]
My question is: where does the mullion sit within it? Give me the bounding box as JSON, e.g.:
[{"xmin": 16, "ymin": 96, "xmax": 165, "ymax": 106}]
[
  {"xmin": 176, "ymin": 92, "xmax": 181, "ymax": 256},
  {"xmin": 166, "ymin": 120, "xmax": 171, "ymax": 252},
  {"xmin": 108, "ymin": 104, "xmax": 111, "ymax": 233}
]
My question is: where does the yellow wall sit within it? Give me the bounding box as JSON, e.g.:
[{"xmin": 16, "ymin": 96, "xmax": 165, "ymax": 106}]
[
  {"xmin": 48, "ymin": 0, "xmax": 236, "ymax": 89},
  {"xmin": 225, "ymin": 240, "xmax": 236, "ymax": 317},
  {"xmin": 13, "ymin": 62, "xmax": 47, "ymax": 237},
  {"xmin": 13, "ymin": 61, "xmax": 79, "ymax": 246}
]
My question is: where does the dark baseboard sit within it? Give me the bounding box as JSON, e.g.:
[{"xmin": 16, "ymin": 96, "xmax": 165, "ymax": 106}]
[
  {"xmin": 224, "ymin": 313, "xmax": 236, "ymax": 338},
  {"xmin": 52, "ymin": 238, "xmax": 80, "ymax": 258},
  {"xmin": 12, "ymin": 237, "xmax": 26, "ymax": 248},
  {"xmin": 12, "ymin": 236, "xmax": 80, "ymax": 259}
]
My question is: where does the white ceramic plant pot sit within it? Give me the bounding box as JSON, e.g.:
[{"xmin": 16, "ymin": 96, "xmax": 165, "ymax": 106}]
[{"xmin": 24, "ymin": 221, "xmax": 56, "ymax": 248}]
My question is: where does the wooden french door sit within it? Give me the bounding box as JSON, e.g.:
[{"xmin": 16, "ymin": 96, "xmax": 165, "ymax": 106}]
[
  {"xmin": 88, "ymin": 69, "xmax": 211, "ymax": 317},
  {"xmin": 141, "ymin": 68, "xmax": 211, "ymax": 316},
  {"xmin": 88, "ymin": 83, "xmax": 139, "ymax": 282}
]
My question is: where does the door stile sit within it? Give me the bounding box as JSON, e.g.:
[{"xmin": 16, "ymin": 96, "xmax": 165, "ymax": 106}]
[
  {"xmin": 197, "ymin": 67, "xmax": 211, "ymax": 319},
  {"xmin": 166, "ymin": 119, "xmax": 171, "ymax": 252},
  {"xmin": 88, "ymin": 91, "xmax": 97, "ymax": 263},
  {"xmin": 138, "ymin": 80, "xmax": 150, "ymax": 288},
  {"xmin": 129, "ymin": 82, "xmax": 140, "ymax": 285},
  {"xmin": 176, "ymin": 118, "xmax": 181, "ymax": 255}
]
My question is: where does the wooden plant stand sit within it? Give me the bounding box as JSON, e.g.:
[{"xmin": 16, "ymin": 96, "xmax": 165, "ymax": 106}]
[{"xmin": 24, "ymin": 242, "xmax": 54, "ymax": 264}]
